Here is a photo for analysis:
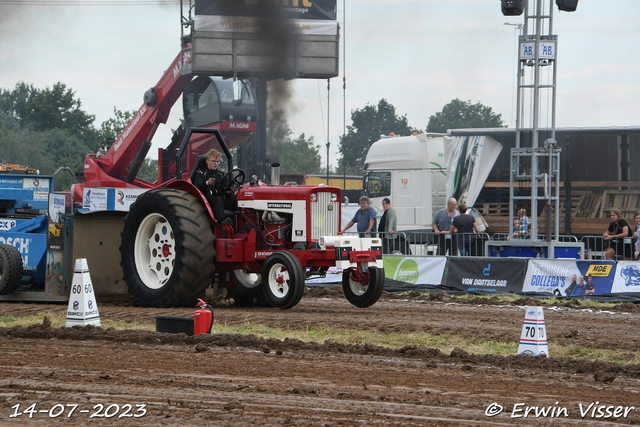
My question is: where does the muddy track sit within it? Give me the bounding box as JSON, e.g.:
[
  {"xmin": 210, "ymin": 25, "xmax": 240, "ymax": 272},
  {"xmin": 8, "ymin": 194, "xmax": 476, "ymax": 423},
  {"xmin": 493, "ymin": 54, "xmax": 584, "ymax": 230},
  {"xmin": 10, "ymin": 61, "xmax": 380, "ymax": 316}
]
[{"xmin": 1, "ymin": 289, "xmax": 640, "ymax": 425}]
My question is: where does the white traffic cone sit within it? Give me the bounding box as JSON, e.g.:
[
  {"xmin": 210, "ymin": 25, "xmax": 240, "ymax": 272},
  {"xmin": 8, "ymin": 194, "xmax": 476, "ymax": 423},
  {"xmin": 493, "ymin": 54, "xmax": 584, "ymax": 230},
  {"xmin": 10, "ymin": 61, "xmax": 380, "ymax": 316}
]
[
  {"xmin": 65, "ymin": 258, "xmax": 101, "ymax": 327},
  {"xmin": 517, "ymin": 306, "xmax": 548, "ymax": 357}
]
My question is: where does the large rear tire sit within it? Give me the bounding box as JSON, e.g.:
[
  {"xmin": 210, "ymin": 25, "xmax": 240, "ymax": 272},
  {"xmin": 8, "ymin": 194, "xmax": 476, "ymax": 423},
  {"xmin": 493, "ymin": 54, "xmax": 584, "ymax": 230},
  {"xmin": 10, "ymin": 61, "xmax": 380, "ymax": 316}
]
[
  {"xmin": 262, "ymin": 252, "xmax": 305, "ymax": 309},
  {"xmin": 342, "ymin": 266, "xmax": 385, "ymax": 308},
  {"xmin": 0, "ymin": 244, "xmax": 23, "ymax": 295},
  {"xmin": 120, "ymin": 189, "xmax": 215, "ymax": 307}
]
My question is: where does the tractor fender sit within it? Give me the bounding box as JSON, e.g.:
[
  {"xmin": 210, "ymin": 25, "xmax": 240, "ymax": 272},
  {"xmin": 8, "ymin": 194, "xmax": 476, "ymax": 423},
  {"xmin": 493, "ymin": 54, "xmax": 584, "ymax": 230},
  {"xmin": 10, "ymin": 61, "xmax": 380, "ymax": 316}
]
[{"xmin": 164, "ymin": 180, "xmax": 215, "ymax": 222}]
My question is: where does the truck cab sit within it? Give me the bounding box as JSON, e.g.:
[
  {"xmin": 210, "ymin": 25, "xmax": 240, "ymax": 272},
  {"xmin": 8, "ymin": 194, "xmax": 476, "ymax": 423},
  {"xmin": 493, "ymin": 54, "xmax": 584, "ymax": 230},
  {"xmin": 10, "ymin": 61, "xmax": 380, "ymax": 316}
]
[{"xmin": 363, "ymin": 133, "xmax": 447, "ymax": 232}]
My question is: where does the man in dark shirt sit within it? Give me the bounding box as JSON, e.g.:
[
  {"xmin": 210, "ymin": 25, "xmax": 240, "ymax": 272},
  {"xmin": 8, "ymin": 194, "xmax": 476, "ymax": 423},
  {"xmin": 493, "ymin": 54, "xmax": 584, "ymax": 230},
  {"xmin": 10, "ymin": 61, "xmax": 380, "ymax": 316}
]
[
  {"xmin": 585, "ymin": 275, "xmax": 595, "ymax": 295},
  {"xmin": 193, "ymin": 149, "xmax": 228, "ymax": 224}
]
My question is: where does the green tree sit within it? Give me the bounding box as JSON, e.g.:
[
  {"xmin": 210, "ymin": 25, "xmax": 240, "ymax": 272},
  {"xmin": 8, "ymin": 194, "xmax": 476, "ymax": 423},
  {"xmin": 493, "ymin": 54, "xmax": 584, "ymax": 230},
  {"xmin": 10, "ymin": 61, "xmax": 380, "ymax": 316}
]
[
  {"xmin": 426, "ymin": 99, "xmax": 504, "ymax": 133},
  {"xmin": 0, "ymin": 82, "xmax": 98, "ymax": 142},
  {"xmin": 98, "ymin": 107, "xmax": 135, "ymax": 141},
  {"xmin": 280, "ymin": 132, "xmax": 322, "ymax": 175},
  {"xmin": 338, "ymin": 99, "xmax": 417, "ymax": 175}
]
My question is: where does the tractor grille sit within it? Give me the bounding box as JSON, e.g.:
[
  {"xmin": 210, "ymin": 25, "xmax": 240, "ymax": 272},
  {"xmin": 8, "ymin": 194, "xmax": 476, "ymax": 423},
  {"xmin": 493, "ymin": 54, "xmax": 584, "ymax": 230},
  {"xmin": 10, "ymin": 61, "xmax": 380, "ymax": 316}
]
[{"xmin": 310, "ymin": 191, "xmax": 340, "ymax": 240}]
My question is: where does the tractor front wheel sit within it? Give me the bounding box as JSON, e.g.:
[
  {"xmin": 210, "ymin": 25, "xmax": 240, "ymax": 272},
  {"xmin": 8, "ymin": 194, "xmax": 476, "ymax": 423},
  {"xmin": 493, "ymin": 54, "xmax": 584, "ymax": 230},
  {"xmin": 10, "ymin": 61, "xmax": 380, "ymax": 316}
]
[
  {"xmin": 342, "ymin": 266, "xmax": 385, "ymax": 308},
  {"xmin": 262, "ymin": 252, "xmax": 305, "ymax": 309}
]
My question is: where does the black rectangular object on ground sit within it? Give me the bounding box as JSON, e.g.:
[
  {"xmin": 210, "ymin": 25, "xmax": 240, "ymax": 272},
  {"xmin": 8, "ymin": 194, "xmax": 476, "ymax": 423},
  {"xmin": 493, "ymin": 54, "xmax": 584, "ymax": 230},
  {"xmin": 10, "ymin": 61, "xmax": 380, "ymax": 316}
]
[{"xmin": 154, "ymin": 316, "xmax": 194, "ymax": 336}]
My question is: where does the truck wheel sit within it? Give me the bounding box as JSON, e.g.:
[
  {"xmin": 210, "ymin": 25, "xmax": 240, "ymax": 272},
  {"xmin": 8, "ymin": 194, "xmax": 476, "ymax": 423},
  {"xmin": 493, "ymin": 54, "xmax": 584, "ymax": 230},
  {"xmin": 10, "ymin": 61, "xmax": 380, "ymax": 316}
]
[
  {"xmin": 0, "ymin": 244, "xmax": 23, "ymax": 295},
  {"xmin": 227, "ymin": 270, "xmax": 269, "ymax": 307},
  {"xmin": 342, "ymin": 266, "xmax": 385, "ymax": 308},
  {"xmin": 262, "ymin": 252, "xmax": 305, "ymax": 309},
  {"xmin": 120, "ymin": 189, "xmax": 215, "ymax": 307}
]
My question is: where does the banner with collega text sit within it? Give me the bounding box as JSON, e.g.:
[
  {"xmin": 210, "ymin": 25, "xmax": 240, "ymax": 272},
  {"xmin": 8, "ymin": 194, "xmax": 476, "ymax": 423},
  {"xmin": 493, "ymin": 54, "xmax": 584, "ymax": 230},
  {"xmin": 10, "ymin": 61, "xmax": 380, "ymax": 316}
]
[
  {"xmin": 523, "ymin": 259, "xmax": 581, "ymax": 296},
  {"xmin": 523, "ymin": 259, "xmax": 616, "ymax": 296},
  {"xmin": 443, "ymin": 257, "xmax": 526, "ymax": 293}
]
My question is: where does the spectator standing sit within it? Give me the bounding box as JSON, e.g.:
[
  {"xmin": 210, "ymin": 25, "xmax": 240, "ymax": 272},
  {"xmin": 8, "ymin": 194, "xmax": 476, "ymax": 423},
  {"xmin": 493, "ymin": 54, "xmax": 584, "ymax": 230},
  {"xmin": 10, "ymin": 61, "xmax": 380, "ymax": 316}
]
[
  {"xmin": 342, "ymin": 196, "xmax": 377, "ymax": 238},
  {"xmin": 432, "ymin": 198, "xmax": 459, "ymax": 255},
  {"xmin": 450, "ymin": 202, "xmax": 479, "ymax": 256},
  {"xmin": 378, "ymin": 198, "xmax": 398, "ymax": 254},
  {"xmin": 603, "ymin": 208, "xmax": 631, "ymax": 260}
]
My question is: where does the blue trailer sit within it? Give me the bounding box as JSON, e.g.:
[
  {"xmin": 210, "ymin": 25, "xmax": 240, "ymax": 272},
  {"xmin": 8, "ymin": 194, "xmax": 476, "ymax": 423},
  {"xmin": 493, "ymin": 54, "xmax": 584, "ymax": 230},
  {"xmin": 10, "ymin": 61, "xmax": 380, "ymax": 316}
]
[{"xmin": 0, "ymin": 170, "xmax": 74, "ymax": 301}]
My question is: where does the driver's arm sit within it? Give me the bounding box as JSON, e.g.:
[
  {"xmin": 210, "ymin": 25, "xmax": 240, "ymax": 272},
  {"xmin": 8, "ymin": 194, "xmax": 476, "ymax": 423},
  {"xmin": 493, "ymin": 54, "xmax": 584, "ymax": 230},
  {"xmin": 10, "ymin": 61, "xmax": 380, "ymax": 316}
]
[{"xmin": 193, "ymin": 169, "xmax": 209, "ymax": 193}]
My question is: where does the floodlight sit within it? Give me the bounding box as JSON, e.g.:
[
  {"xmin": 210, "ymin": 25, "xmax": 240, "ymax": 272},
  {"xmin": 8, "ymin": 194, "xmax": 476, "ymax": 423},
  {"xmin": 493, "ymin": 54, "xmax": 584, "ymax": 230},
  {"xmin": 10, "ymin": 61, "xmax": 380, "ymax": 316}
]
[
  {"xmin": 556, "ymin": 0, "xmax": 578, "ymax": 12},
  {"xmin": 501, "ymin": 0, "xmax": 525, "ymax": 16}
]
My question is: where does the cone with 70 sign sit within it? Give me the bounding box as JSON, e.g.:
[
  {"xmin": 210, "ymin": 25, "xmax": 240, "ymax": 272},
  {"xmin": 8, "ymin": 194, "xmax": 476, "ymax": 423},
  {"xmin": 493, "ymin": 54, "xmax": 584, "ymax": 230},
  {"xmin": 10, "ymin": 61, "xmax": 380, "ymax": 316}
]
[{"xmin": 517, "ymin": 306, "xmax": 548, "ymax": 356}]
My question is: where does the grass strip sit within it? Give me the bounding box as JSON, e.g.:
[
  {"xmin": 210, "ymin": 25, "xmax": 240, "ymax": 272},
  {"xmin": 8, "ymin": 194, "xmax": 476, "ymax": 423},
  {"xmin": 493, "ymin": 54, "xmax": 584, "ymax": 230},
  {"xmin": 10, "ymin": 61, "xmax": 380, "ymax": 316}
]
[{"xmin": 1, "ymin": 312, "xmax": 637, "ymax": 365}]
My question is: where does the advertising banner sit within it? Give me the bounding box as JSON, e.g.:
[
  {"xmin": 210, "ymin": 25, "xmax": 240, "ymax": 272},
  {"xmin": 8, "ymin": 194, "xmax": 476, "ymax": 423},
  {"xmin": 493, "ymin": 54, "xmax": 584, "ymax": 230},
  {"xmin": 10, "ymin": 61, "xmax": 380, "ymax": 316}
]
[
  {"xmin": 444, "ymin": 135, "xmax": 502, "ymax": 208},
  {"xmin": 82, "ymin": 188, "xmax": 108, "ymax": 211},
  {"xmin": 81, "ymin": 188, "xmax": 148, "ymax": 212},
  {"xmin": 113, "ymin": 189, "xmax": 149, "ymax": 212},
  {"xmin": 523, "ymin": 259, "xmax": 615, "ymax": 296},
  {"xmin": 195, "ymin": 0, "xmax": 337, "ymax": 21},
  {"xmin": 523, "ymin": 259, "xmax": 580, "ymax": 296},
  {"xmin": 611, "ymin": 261, "xmax": 640, "ymax": 293},
  {"xmin": 443, "ymin": 257, "xmax": 526, "ymax": 293},
  {"xmin": 384, "ymin": 256, "xmax": 446, "ymax": 286}
]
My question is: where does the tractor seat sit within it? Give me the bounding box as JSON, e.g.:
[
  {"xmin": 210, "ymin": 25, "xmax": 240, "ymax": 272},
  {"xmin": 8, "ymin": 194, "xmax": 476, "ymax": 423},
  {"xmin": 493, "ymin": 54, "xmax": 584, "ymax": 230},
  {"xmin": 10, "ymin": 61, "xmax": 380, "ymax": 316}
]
[{"xmin": 190, "ymin": 155, "xmax": 207, "ymax": 182}]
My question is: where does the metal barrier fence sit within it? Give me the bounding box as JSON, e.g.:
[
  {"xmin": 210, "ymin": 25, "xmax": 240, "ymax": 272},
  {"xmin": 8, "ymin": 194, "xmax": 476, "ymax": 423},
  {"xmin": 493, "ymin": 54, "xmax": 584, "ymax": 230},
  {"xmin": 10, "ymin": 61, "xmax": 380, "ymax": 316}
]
[
  {"xmin": 352, "ymin": 231, "xmax": 492, "ymax": 257},
  {"xmin": 340, "ymin": 231, "xmax": 640, "ymax": 260},
  {"xmin": 581, "ymin": 235, "xmax": 637, "ymax": 260},
  {"xmin": 342, "ymin": 231, "xmax": 637, "ymax": 259}
]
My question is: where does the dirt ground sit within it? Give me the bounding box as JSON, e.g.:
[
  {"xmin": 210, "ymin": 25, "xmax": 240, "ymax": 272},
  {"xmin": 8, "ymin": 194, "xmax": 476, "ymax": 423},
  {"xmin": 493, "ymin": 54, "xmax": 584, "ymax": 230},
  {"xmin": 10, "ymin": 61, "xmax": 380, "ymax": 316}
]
[{"xmin": 2, "ymin": 288, "xmax": 640, "ymax": 426}]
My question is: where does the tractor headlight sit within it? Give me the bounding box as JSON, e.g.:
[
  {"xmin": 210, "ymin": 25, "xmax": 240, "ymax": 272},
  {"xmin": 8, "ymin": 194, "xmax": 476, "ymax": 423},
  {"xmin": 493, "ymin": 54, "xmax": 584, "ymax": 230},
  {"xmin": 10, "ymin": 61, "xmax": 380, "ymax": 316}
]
[
  {"xmin": 310, "ymin": 193, "xmax": 317, "ymax": 202},
  {"xmin": 330, "ymin": 193, "xmax": 338, "ymax": 202}
]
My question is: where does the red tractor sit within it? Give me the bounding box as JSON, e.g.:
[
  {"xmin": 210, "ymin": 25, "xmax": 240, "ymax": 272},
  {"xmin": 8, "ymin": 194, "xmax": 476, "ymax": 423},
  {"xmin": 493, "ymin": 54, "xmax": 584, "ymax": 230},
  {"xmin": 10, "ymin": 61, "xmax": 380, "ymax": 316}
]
[{"xmin": 73, "ymin": 46, "xmax": 385, "ymax": 309}]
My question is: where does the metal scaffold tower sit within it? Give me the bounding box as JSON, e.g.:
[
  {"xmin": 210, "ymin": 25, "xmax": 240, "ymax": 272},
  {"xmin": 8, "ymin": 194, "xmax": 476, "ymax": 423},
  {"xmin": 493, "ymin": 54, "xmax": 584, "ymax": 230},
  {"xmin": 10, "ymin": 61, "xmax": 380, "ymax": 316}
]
[{"xmin": 510, "ymin": 0, "xmax": 562, "ymax": 242}]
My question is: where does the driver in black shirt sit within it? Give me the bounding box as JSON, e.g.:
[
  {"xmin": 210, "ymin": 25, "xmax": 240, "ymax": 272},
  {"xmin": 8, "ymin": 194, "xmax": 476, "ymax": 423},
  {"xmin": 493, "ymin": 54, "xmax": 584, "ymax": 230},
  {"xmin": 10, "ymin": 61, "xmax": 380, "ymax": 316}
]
[{"xmin": 193, "ymin": 149, "xmax": 232, "ymax": 224}]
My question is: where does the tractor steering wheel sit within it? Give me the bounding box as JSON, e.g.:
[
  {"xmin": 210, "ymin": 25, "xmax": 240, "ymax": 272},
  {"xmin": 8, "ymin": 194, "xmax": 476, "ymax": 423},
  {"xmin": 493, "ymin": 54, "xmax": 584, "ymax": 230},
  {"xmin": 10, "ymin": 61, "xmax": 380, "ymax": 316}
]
[{"xmin": 221, "ymin": 168, "xmax": 246, "ymax": 192}]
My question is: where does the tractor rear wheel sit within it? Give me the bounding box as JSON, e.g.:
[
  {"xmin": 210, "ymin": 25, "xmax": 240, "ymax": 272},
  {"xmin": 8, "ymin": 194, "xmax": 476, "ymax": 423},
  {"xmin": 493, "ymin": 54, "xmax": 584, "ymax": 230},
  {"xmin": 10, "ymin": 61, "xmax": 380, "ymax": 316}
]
[
  {"xmin": 262, "ymin": 252, "xmax": 305, "ymax": 309},
  {"xmin": 0, "ymin": 244, "xmax": 23, "ymax": 295},
  {"xmin": 120, "ymin": 189, "xmax": 215, "ymax": 307},
  {"xmin": 342, "ymin": 266, "xmax": 385, "ymax": 308},
  {"xmin": 227, "ymin": 269, "xmax": 269, "ymax": 306}
]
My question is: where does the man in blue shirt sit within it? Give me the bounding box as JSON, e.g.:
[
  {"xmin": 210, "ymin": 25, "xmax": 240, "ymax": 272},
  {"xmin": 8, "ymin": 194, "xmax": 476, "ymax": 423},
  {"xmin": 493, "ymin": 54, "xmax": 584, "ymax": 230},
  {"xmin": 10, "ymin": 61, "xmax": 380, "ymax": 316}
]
[{"xmin": 342, "ymin": 196, "xmax": 377, "ymax": 237}]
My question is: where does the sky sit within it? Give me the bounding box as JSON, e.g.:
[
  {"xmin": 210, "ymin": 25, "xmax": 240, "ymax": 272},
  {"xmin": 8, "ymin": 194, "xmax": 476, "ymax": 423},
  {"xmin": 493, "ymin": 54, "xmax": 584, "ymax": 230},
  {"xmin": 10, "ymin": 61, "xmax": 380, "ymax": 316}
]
[{"xmin": 1, "ymin": 0, "xmax": 639, "ymax": 171}]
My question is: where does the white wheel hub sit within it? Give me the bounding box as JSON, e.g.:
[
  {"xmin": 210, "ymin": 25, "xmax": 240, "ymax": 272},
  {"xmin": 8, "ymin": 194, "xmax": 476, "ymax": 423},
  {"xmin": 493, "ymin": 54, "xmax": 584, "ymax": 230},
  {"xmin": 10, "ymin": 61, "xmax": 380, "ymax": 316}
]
[
  {"xmin": 134, "ymin": 213, "xmax": 175, "ymax": 289},
  {"xmin": 266, "ymin": 263, "xmax": 290, "ymax": 299},
  {"xmin": 348, "ymin": 268, "xmax": 369, "ymax": 295},
  {"xmin": 234, "ymin": 269, "xmax": 261, "ymax": 289}
]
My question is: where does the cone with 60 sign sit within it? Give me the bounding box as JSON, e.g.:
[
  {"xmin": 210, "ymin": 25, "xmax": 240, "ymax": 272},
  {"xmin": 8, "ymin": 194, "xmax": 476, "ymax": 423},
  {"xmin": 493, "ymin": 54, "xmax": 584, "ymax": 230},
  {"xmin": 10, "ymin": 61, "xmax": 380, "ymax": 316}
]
[
  {"xmin": 65, "ymin": 258, "xmax": 101, "ymax": 327},
  {"xmin": 517, "ymin": 306, "xmax": 548, "ymax": 356}
]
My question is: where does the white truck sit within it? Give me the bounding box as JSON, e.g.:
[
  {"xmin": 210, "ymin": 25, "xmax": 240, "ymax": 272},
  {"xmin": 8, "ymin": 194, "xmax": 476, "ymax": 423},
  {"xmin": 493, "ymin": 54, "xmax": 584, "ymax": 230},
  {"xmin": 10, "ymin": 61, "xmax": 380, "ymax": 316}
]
[{"xmin": 362, "ymin": 133, "xmax": 448, "ymax": 233}]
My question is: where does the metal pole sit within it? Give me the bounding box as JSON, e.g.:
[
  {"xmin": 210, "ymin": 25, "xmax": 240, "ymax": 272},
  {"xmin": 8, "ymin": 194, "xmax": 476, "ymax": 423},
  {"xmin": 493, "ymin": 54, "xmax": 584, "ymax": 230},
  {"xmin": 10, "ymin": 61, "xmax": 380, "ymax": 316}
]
[{"xmin": 326, "ymin": 79, "xmax": 330, "ymax": 184}]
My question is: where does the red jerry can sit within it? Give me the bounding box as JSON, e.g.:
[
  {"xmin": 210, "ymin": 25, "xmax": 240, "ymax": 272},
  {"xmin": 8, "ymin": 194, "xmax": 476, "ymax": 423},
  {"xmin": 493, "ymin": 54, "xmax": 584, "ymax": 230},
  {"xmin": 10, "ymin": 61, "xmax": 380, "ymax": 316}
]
[{"xmin": 194, "ymin": 298, "xmax": 214, "ymax": 335}]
